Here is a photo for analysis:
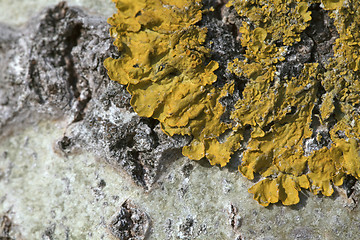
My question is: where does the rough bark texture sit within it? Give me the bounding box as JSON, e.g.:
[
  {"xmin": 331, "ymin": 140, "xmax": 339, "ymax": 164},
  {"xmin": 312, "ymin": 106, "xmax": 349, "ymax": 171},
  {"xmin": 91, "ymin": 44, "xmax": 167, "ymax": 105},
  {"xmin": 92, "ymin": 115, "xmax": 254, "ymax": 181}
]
[
  {"xmin": 0, "ymin": 2, "xmax": 188, "ymax": 191},
  {"xmin": 1, "ymin": 1, "xmax": 360, "ymax": 240}
]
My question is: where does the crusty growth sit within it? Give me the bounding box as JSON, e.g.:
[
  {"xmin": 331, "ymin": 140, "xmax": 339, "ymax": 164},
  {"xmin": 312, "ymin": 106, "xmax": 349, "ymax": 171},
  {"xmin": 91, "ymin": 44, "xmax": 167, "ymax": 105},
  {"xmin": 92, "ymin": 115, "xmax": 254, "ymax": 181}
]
[
  {"xmin": 104, "ymin": 0, "xmax": 234, "ymax": 167},
  {"xmin": 105, "ymin": 0, "xmax": 360, "ymax": 206}
]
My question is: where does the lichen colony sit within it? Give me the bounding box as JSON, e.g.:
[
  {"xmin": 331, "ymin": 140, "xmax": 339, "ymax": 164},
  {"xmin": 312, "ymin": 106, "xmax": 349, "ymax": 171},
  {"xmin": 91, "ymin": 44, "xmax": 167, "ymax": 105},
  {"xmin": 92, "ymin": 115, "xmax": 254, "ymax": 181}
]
[{"xmin": 105, "ymin": 0, "xmax": 360, "ymax": 206}]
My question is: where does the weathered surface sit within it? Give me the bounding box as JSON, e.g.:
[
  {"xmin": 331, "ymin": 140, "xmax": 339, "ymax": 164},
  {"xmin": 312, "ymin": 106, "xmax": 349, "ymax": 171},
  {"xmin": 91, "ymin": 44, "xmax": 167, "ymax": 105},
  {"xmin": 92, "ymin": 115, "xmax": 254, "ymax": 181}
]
[
  {"xmin": 2, "ymin": 122, "xmax": 360, "ymax": 239},
  {"xmin": 0, "ymin": 0, "xmax": 115, "ymax": 27},
  {"xmin": 1, "ymin": 1, "xmax": 360, "ymax": 239},
  {"xmin": 0, "ymin": 215, "xmax": 19, "ymax": 240},
  {"xmin": 0, "ymin": 2, "xmax": 187, "ymax": 190},
  {"xmin": 108, "ymin": 200, "xmax": 150, "ymax": 240}
]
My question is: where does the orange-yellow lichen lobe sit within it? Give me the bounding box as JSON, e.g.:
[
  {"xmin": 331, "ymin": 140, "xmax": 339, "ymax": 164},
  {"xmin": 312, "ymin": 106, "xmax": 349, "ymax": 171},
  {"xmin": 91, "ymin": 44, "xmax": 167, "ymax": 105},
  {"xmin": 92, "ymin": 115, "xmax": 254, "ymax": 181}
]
[
  {"xmin": 224, "ymin": 0, "xmax": 360, "ymax": 206},
  {"xmin": 105, "ymin": 0, "xmax": 360, "ymax": 206},
  {"xmin": 321, "ymin": 0, "xmax": 345, "ymax": 10},
  {"xmin": 105, "ymin": 0, "xmax": 235, "ymax": 168}
]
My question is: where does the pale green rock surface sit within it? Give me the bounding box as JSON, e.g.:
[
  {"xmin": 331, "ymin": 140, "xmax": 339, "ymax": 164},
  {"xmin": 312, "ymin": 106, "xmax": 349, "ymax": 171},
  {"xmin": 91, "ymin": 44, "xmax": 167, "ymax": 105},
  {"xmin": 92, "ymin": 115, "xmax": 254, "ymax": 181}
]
[
  {"xmin": 0, "ymin": 0, "xmax": 115, "ymax": 27},
  {"xmin": 1, "ymin": 121, "xmax": 360, "ymax": 239}
]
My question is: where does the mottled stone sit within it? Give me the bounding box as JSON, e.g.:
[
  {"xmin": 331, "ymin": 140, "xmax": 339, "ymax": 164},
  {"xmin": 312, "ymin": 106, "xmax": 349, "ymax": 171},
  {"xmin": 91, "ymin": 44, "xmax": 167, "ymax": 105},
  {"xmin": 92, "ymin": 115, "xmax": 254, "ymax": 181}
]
[
  {"xmin": 1, "ymin": 1, "xmax": 360, "ymax": 240},
  {"xmin": 109, "ymin": 200, "xmax": 150, "ymax": 240},
  {"xmin": 0, "ymin": 2, "xmax": 188, "ymax": 190}
]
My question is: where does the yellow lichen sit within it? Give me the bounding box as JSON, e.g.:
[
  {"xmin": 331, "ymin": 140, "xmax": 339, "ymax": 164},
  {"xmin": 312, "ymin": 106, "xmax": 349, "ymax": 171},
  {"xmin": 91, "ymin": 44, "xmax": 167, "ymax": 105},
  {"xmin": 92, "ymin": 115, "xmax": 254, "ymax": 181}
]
[
  {"xmin": 321, "ymin": 0, "xmax": 345, "ymax": 10},
  {"xmin": 249, "ymin": 173, "xmax": 310, "ymax": 206},
  {"xmin": 227, "ymin": 0, "xmax": 313, "ymax": 46},
  {"xmin": 105, "ymin": 0, "xmax": 360, "ymax": 206},
  {"xmin": 105, "ymin": 0, "xmax": 235, "ymax": 168}
]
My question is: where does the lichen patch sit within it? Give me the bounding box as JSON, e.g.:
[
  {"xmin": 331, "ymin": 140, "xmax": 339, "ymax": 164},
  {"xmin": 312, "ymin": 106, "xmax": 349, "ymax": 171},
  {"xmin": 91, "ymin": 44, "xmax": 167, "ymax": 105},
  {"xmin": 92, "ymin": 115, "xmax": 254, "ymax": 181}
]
[{"xmin": 105, "ymin": 0, "xmax": 360, "ymax": 206}]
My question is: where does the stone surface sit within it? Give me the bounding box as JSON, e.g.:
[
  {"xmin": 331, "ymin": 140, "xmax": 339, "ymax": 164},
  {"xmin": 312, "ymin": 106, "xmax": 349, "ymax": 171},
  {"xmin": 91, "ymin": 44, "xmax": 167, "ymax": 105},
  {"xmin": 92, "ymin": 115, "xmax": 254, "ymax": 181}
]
[
  {"xmin": 0, "ymin": 0, "xmax": 115, "ymax": 27},
  {"xmin": 0, "ymin": 1, "xmax": 187, "ymax": 191},
  {"xmin": 1, "ymin": 1, "xmax": 360, "ymax": 240},
  {"xmin": 108, "ymin": 200, "xmax": 150, "ymax": 240},
  {"xmin": 2, "ymin": 121, "xmax": 360, "ymax": 239}
]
